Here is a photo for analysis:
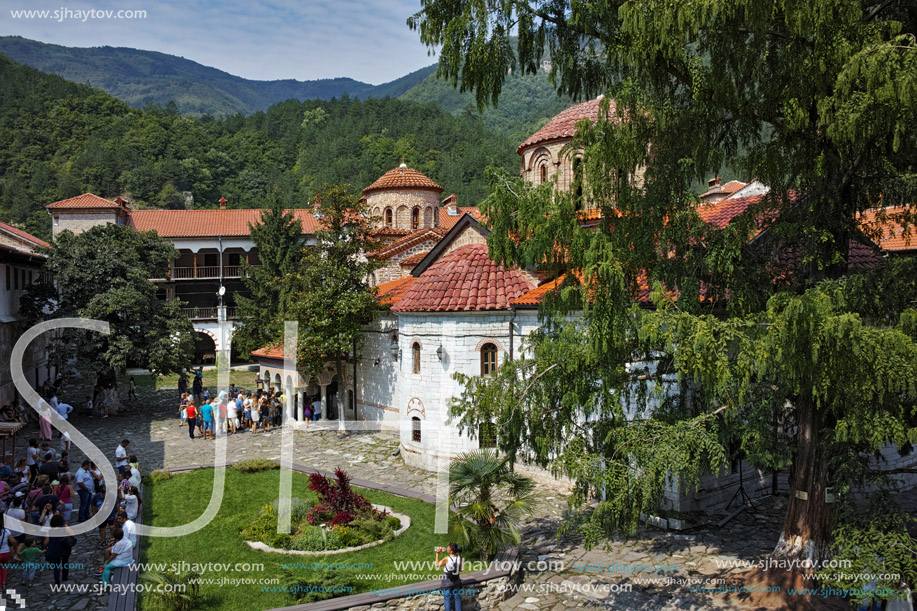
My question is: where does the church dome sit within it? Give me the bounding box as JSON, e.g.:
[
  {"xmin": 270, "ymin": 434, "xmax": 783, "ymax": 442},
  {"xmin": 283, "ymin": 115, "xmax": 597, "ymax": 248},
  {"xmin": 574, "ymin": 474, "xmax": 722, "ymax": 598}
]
[
  {"xmin": 362, "ymin": 165, "xmax": 444, "ymax": 195},
  {"xmin": 517, "ymin": 96, "xmax": 613, "ymax": 154}
]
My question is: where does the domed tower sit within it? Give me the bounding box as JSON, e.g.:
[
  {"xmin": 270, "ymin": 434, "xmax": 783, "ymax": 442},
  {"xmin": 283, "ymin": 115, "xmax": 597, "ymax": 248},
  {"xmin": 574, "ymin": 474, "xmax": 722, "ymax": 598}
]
[
  {"xmin": 517, "ymin": 95, "xmax": 608, "ymax": 192},
  {"xmin": 363, "ymin": 164, "xmax": 444, "ymax": 231}
]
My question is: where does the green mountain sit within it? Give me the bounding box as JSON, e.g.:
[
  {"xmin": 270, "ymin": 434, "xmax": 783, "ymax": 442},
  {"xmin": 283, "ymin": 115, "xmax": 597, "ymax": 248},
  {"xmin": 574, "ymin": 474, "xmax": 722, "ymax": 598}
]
[
  {"xmin": 0, "ymin": 36, "xmax": 435, "ymax": 116},
  {"xmin": 0, "ymin": 53, "xmax": 516, "ymax": 241},
  {"xmin": 0, "ymin": 36, "xmax": 571, "ymax": 143},
  {"xmin": 399, "ymin": 67, "xmax": 574, "ymax": 145}
]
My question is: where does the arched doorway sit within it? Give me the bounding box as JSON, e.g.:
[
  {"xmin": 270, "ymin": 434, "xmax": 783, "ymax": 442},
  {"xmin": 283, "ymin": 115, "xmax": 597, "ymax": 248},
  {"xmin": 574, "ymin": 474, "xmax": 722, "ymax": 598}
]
[
  {"xmin": 193, "ymin": 332, "xmax": 216, "ymax": 365},
  {"xmin": 326, "ymin": 376, "xmax": 339, "ymax": 421}
]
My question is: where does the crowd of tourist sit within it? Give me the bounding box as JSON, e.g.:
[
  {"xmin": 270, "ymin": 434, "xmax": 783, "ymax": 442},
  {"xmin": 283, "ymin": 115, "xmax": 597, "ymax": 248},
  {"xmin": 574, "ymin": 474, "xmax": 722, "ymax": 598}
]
[
  {"xmin": 0, "ymin": 390, "xmax": 144, "ymax": 590},
  {"xmin": 179, "ymin": 383, "xmax": 296, "ymax": 439}
]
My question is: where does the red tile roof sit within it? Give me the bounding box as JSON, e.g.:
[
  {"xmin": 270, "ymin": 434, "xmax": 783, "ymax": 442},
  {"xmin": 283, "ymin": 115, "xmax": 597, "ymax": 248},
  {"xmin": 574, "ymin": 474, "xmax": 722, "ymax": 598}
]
[
  {"xmin": 375, "ymin": 276, "xmax": 417, "ymax": 307},
  {"xmin": 699, "ymin": 180, "xmax": 748, "ymax": 200},
  {"xmin": 517, "ymin": 96, "xmax": 613, "ymax": 153},
  {"xmin": 46, "ymin": 193, "xmax": 124, "ymax": 209},
  {"xmin": 392, "ymin": 244, "xmax": 535, "ymax": 312},
  {"xmin": 399, "ymin": 251, "xmax": 430, "ymax": 266},
  {"xmin": 251, "ymin": 345, "xmax": 284, "ymax": 360},
  {"xmin": 366, "ymin": 227, "xmax": 445, "ymax": 260},
  {"xmin": 857, "ymin": 206, "xmax": 916, "ymax": 252},
  {"xmin": 513, "ymin": 275, "xmax": 569, "ymax": 306},
  {"xmin": 129, "ymin": 209, "xmax": 318, "ymax": 237},
  {"xmin": 438, "ymin": 207, "xmax": 482, "ymax": 231},
  {"xmin": 0, "ymin": 221, "xmax": 49, "ymax": 249},
  {"xmin": 363, "ymin": 165, "xmax": 443, "ymax": 195}
]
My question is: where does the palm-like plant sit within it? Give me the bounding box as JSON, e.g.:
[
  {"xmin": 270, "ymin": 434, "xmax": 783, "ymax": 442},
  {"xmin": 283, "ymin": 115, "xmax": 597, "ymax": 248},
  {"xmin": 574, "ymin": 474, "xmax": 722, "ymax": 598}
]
[
  {"xmin": 449, "ymin": 449, "xmax": 535, "ymax": 560},
  {"xmin": 140, "ymin": 570, "xmax": 201, "ymax": 610}
]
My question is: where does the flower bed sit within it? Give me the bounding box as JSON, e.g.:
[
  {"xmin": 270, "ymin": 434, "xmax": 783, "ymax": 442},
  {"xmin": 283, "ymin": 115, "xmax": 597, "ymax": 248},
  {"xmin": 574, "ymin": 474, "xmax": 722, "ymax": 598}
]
[{"xmin": 241, "ymin": 468, "xmax": 405, "ymax": 553}]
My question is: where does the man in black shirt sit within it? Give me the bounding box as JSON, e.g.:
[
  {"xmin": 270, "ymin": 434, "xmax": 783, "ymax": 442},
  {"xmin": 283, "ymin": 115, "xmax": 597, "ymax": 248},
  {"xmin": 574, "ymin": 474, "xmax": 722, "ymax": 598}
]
[{"xmin": 38, "ymin": 453, "xmax": 59, "ymax": 479}]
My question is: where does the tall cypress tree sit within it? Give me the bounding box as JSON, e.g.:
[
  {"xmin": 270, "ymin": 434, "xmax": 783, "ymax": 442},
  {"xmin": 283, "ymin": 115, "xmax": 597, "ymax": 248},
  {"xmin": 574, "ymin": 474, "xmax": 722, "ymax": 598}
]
[{"xmin": 233, "ymin": 189, "xmax": 305, "ymax": 355}]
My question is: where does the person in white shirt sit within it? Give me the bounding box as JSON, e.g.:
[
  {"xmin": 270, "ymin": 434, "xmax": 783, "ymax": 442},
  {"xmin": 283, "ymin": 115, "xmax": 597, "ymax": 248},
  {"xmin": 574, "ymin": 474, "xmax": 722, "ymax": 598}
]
[
  {"xmin": 226, "ymin": 400, "xmax": 238, "ymax": 434},
  {"xmin": 75, "ymin": 461, "xmax": 93, "ymax": 522},
  {"xmin": 26, "ymin": 439, "xmax": 39, "ymax": 482},
  {"xmin": 100, "ymin": 528, "xmax": 133, "ymax": 585},
  {"xmin": 122, "ymin": 486, "xmax": 140, "ymax": 521},
  {"xmin": 116, "ymin": 512, "xmax": 137, "ymax": 548},
  {"xmin": 114, "ymin": 440, "xmax": 130, "ymax": 475},
  {"xmin": 127, "ymin": 458, "xmax": 141, "ymax": 489}
]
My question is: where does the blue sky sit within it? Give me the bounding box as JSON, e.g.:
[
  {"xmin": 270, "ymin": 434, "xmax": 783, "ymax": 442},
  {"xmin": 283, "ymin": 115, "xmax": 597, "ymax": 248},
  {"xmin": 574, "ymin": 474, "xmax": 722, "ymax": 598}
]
[{"xmin": 0, "ymin": 0, "xmax": 438, "ymax": 84}]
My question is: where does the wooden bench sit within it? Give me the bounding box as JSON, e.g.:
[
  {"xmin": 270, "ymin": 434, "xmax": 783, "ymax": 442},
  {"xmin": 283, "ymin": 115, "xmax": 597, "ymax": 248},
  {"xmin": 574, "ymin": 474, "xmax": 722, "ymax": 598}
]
[{"xmin": 107, "ymin": 483, "xmax": 143, "ymax": 611}]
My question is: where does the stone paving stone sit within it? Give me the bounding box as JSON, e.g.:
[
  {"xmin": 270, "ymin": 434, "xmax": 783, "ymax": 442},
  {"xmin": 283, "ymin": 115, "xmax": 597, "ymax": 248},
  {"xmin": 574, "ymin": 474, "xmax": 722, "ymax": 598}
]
[{"xmin": 9, "ymin": 382, "xmax": 917, "ymax": 610}]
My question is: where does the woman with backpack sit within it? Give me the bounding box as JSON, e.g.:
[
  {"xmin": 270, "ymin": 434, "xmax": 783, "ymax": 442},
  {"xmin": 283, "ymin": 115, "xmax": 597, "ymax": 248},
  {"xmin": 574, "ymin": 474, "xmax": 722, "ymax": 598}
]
[{"xmin": 435, "ymin": 542, "xmax": 464, "ymax": 611}]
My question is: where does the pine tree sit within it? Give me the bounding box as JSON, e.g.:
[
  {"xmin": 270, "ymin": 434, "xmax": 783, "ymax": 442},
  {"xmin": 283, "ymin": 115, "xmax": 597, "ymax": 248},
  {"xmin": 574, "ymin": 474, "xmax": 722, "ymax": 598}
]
[{"xmin": 233, "ymin": 189, "xmax": 305, "ymax": 355}]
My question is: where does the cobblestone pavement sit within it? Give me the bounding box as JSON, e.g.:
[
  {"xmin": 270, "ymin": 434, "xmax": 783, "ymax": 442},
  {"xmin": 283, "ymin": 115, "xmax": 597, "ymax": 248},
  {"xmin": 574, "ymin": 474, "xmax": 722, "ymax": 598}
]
[{"xmin": 11, "ymin": 382, "xmax": 917, "ymax": 610}]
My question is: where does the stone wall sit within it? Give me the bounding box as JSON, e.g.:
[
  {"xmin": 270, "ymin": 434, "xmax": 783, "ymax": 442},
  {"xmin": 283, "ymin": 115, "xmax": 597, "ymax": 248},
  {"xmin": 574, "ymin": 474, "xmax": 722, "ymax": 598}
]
[
  {"xmin": 367, "ymin": 190, "xmax": 441, "ymax": 231},
  {"xmin": 373, "ymin": 239, "xmax": 439, "ymax": 285},
  {"xmin": 51, "ymin": 210, "xmax": 123, "ymax": 237},
  {"xmin": 338, "ymin": 575, "xmax": 516, "ymax": 611},
  {"xmin": 356, "ymin": 315, "xmax": 400, "ymax": 423}
]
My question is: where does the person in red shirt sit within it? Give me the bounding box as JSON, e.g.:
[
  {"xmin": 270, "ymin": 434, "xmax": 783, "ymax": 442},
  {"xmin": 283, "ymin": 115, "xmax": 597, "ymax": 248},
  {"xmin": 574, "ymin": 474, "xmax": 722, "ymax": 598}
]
[{"xmin": 186, "ymin": 404, "xmax": 197, "ymax": 440}]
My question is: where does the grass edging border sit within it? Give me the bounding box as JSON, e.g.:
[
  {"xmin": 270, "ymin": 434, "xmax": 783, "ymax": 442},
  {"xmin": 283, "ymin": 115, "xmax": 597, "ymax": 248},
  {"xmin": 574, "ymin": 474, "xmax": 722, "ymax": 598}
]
[{"xmin": 244, "ymin": 504, "xmax": 411, "ymax": 556}]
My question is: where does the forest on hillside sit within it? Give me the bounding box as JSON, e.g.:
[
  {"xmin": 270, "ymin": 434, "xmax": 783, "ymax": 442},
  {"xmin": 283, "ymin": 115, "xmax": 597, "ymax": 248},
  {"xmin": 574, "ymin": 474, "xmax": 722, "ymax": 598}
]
[{"xmin": 0, "ymin": 54, "xmax": 517, "ymax": 240}]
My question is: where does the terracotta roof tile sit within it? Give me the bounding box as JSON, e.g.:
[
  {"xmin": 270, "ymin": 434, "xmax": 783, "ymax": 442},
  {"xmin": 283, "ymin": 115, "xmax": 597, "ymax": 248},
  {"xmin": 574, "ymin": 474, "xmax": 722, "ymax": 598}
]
[
  {"xmin": 366, "ymin": 228, "xmax": 444, "ymax": 260},
  {"xmin": 517, "ymin": 96, "xmax": 613, "ymax": 153},
  {"xmin": 0, "ymin": 220, "xmax": 49, "ymax": 249},
  {"xmin": 699, "ymin": 180, "xmax": 748, "ymax": 200},
  {"xmin": 857, "ymin": 206, "xmax": 916, "ymax": 252},
  {"xmin": 128, "ymin": 209, "xmax": 318, "ymax": 237},
  {"xmin": 438, "ymin": 207, "xmax": 481, "ymax": 231},
  {"xmin": 46, "ymin": 193, "xmax": 124, "ymax": 209},
  {"xmin": 375, "ymin": 276, "xmax": 417, "ymax": 306},
  {"xmin": 251, "ymin": 345, "xmax": 284, "ymax": 360},
  {"xmin": 392, "ymin": 244, "xmax": 535, "ymax": 312},
  {"xmin": 399, "ymin": 251, "xmax": 430, "ymax": 266},
  {"xmin": 363, "ymin": 165, "xmax": 443, "ymax": 195}
]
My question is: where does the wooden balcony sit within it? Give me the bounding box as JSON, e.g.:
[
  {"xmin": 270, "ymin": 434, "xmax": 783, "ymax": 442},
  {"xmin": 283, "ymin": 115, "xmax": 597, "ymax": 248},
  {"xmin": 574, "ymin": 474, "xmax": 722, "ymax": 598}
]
[
  {"xmin": 169, "ymin": 265, "xmax": 255, "ymax": 280},
  {"xmin": 180, "ymin": 307, "xmax": 239, "ymax": 321}
]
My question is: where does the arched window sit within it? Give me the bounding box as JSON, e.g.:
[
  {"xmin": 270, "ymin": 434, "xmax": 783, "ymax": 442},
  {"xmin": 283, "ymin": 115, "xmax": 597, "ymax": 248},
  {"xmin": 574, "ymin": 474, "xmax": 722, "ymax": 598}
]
[
  {"xmin": 481, "ymin": 343, "xmax": 498, "ymax": 376},
  {"xmin": 412, "ymin": 416, "xmax": 422, "ymax": 442},
  {"xmin": 385, "ymin": 208, "xmax": 393, "ymax": 226},
  {"xmin": 411, "ymin": 208, "xmax": 420, "ymax": 229},
  {"xmin": 539, "ymin": 164, "xmax": 548, "ymax": 184},
  {"xmin": 412, "ymin": 342, "xmax": 421, "ymax": 374}
]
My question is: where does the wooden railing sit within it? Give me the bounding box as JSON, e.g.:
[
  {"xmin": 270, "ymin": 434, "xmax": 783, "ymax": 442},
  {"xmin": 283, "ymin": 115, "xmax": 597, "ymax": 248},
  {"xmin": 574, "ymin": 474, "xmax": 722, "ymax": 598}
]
[{"xmin": 170, "ymin": 265, "xmax": 256, "ymax": 280}]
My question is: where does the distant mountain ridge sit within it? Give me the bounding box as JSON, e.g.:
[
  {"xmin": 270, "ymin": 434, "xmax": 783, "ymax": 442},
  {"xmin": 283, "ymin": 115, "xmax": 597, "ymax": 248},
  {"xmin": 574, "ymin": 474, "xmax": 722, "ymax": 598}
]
[{"xmin": 0, "ymin": 36, "xmax": 436, "ymax": 116}]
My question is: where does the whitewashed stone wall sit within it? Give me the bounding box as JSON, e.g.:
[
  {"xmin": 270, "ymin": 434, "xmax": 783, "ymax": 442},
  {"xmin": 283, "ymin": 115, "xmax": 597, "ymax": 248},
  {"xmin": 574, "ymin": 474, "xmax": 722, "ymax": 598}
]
[
  {"xmin": 395, "ymin": 311, "xmax": 514, "ymax": 471},
  {"xmin": 356, "ymin": 314, "xmax": 400, "ymax": 422}
]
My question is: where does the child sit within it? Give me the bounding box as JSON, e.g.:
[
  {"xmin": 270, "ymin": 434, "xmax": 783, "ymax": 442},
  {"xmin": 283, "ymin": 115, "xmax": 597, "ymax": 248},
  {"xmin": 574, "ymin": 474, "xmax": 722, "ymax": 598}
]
[{"xmin": 20, "ymin": 537, "xmax": 42, "ymax": 586}]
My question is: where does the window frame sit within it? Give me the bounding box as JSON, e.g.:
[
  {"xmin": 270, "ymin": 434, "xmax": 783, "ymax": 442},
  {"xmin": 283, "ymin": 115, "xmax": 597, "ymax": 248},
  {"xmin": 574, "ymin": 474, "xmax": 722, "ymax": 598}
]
[
  {"xmin": 412, "ymin": 342, "xmax": 421, "ymax": 374},
  {"xmin": 480, "ymin": 343, "xmax": 498, "ymax": 377},
  {"xmin": 412, "ymin": 416, "xmax": 422, "ymax": 443},
  {"xmin": 385, "ymin": 208, "xmax": 393, "ymax": 227}
]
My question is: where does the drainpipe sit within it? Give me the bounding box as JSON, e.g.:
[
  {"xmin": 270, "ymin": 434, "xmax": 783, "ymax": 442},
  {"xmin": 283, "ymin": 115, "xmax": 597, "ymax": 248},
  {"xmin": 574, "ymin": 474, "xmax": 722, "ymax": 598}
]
[{"xmin": 508, "ymin": 309, "xmax": 516, "ymax": 362}]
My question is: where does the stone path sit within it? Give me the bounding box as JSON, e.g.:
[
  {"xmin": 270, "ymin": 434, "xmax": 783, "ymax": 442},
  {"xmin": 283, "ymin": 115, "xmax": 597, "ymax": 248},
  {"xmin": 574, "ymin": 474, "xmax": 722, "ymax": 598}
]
[{"xmin": 11, "ymin": 382, "xmax": 917, "ymax": 610}]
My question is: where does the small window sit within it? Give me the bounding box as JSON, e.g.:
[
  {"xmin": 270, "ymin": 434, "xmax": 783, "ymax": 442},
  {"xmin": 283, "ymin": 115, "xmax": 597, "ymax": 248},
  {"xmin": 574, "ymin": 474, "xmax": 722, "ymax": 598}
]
[
  {"xmin": 412, "ymin": 416, "xmax": 422, "ymax": 443},
  {"xmin": 479, "ymin": 422, "xmax": 497, "ymax": 449},
  {"xmin": 539, "ymin": 164, "xmax": 548, "ymax": 184},
  {"xmin": 481, "ymin": 343, "xmax": 498, "ymax": 376},
  {"xmin": 385, "ymin": 208, "xmax": 393, "ymax": 227},
  {"xmin": 411, "ymin": 208, "xmax": 420, "ymax": 229},
  {"xmin": 412, "ymin": 342, "xmax": 421, "ymax": 374}
]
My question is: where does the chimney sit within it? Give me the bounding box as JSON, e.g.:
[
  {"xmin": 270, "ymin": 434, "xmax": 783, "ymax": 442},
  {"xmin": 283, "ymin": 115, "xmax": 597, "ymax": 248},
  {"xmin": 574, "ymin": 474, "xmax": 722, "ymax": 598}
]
[
  {"xmin": 707, "ymin": 177, "xmax": 721, "ymax": 189},
  {"xmin": 443, "ymin": 193, "xmax": 459, "ymax": 215},
  {"xmin": 218, "ymin": 196, "xmax": 228, "ymax": 210}
]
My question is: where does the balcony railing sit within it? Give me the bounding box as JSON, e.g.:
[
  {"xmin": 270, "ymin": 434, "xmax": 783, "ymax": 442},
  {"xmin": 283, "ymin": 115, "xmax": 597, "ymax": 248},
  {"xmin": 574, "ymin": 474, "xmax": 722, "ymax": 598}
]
[
  {"xmin": 180, "ymin": 307, "xmax": 240, "ymax": 321},
  {"xmin": 170, "ymin": 265, "xmax": 256, "ymax": 280}
]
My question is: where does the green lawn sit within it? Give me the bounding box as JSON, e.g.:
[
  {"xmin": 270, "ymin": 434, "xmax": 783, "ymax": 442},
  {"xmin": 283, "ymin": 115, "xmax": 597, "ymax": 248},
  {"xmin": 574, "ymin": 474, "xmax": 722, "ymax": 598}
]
[
  {"xmin": 122, "ymin": 370, "xmax": 260, "ymax": 392},
  {"xmin": 139, "ymin": 468, "xmax": 472, "ymax": 610}
]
